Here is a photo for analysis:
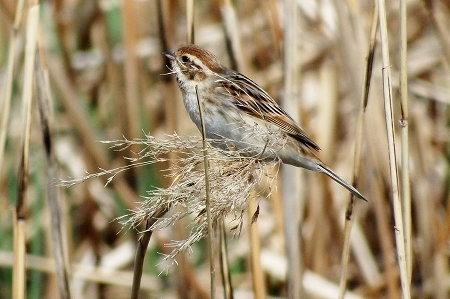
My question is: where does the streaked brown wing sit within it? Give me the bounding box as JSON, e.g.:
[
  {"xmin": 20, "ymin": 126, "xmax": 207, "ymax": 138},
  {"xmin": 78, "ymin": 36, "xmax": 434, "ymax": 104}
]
[{"xmin": 216, "ymin": 72, "xmax": 321, "ymax": 151}]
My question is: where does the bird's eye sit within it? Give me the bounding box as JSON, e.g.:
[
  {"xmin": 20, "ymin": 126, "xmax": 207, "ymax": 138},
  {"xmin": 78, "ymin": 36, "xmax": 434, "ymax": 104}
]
[{"xmin": 181, "ymin": 55, "xmax": 190, "ymax": 63}]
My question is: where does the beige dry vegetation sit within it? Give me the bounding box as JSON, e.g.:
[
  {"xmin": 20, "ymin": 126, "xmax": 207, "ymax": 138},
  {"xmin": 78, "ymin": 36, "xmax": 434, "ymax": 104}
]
[{"xmin": 0, "ymin": 0, "xmax": 449, "ymax": 298}]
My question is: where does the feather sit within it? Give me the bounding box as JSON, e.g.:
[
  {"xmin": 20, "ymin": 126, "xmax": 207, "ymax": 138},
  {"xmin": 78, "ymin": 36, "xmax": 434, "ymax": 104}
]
[{"xmin": 216, "ymin": 72, "xmax": 321, "ymax": 151}]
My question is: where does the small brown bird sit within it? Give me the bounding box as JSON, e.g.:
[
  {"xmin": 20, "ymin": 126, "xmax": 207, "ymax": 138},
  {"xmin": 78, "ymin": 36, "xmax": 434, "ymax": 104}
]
[{"xmin": 165, "ymin": 44, "xmax": 366, "ymax": 201}]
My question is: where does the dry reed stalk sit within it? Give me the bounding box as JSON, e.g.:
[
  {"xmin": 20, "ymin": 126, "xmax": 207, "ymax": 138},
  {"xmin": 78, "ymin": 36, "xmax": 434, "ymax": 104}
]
[
  {"xmin": 399, "ymin": 0, "xmax": 412, "ymax": 282},
  {"xmin": 370, "ymin": 157, "xmax": 401, "ymax": 299},
  {"xmin": 222, "ymin": 1, "xmax": 267, "ymax": 296},
  {"xmin": 282, "ymin": 1, "xmax": 304, "ymax": 298},
  {"xmin": 221, "ymin": 0, "xmax": 246, "ymax": 72},
  {"xmin": 281, "ymin": 0, "xmax": 306, "ymax": 299},
  {"xmin": 120, "ymin": 0, "xmax": 141, "ymax": 171},
  {"xmin": 248, "ymin": 196, "xmax": 266, "ymax": 299},
  {"xmin": 218, "ymin": 222, "xmax": 233, "ymax": 299},
  {"xmin": 12, "ymin": 212, "xmax": 26, "ymax": 299},
  {"xmin": 0, "ymin": 0, "xmax": 25, "ymax": 180},
  {"xmin": 220, "ymin": 3, "xmax": 265, "ymax": 297},
  {"xmin": 195, "ymin": 85, "xmax": 216, "ymax": 298},
  {"xmin": 338, "ymin": 206, "xmax": 355, "ymax": 299},
  {"xmin": 13, "ymin": 4, "xmax": 39, "ymax": 299},
  {"xmin": 339, "ymin": 3, "xmax": 378, "ymax": 297},
  {"xmin": 186, "ymin": 0, "xmax": 195, "ymax": 44},
  {"xmin": 377, "ymin": 0, "xmax": 410, "ymax": 297},
  {"xmin": 158, "ymin": 2, "xmax": 193, "ymax": 297},
  {"xmin": 365, "ymin": 94, "xmax": 403, "ymax": 297},
  {"xmin": 409, "ymin": 102, "xmax": 435, "ymax": 296},
  {"xmin": 130, "ymin": 220, "xmax": 154, "ymax": 299},
  {"xmin": 35, "ymin": 37, "xmax": 72, "ymax": 299},
  {"xmin": 4, "ymin": 4, "xmax": 25, "ymax": 298},
  {"xmin": 158, "ymin": 0, "xmax": 179, "ymax": 150},
  {"xmin": 313, "ymin": 57, "xmax": 338, "ymax": 276}
]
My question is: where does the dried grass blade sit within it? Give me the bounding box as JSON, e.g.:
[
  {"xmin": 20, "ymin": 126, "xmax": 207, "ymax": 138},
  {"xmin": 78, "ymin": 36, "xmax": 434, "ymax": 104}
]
[
  {"xmin": 339, "ymin": 3, "xmax": 378, "ymax": 298},
  {"xmin": 14, "ymin": 3, "xmax": 40, "ymax": 299},
  {"xmin": 186, "ymin": 0, "xmax": 195, "ymax": 44},
  {"xmin": 399, "ymin": 0, "xmax": 412, "ymax": 282},
  {"xmin": 196, "ymin": 85, "xmax": 215, "ymax": 298},
  {"xmin": 219, "ymin": 223, "xmax": 234, "ymax": 299},
  {"xmin": 220, "ymin": 0, "xmax": 245, "ymax": 72},
  {"xmin": 377, "ymin": 0, "xmax": 410, "ymax": 297},
  {"xmin": 12, "ymin": 214, "xmax": 26, "ymax": 299},
  {"xmin": 121, "ymin": 0, "xmax": 141, "ymax": 171},
  {"xmin": 0, "ymin": 0, "xmax": 25, "ymax": 177},
  {"xmin": 248, "ymin": 196, "xmax": 265, "ymax": 299},
  {"xmin": 35, "ymin": 37, "xmax": 72, "ymax": 299},
  {"xmin": 282, "ymin": 0, "xmax": 304, "ymax": 298},
  {"xmin": 130, "ymin": 205, "xmax": 169, "ymax": 299}
]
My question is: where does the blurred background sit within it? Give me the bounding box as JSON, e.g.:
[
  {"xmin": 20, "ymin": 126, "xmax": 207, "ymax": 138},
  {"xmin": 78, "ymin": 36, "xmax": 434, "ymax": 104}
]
[{"xmin": 0, "ymin": 0, "xmax": 449, "ymax": 298}]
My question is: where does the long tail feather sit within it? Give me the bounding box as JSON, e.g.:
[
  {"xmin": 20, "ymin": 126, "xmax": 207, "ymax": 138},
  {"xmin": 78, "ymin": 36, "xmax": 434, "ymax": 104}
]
[{"xmin": 318, "ymin": 165, "xmax": 367, "ymax": 201}]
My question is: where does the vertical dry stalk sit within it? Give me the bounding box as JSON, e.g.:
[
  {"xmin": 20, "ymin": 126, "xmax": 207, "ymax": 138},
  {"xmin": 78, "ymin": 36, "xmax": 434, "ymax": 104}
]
[
  {"xmin": 399, "ymin": 0, "xmax": 412, "ymax": 282},
  {"xmin": 130, "ymin": 221, "xmax": 153, "ymax": 299},
  {"xmin": 158, "ymin": 0, "xmax": 178, "ymax": 152},
  {"xmin": 130, "ymin": 206, "xmax": 169, "ymax": 299},
  {"xmin": 371, "ymin": 161, "xmax": 401, "ymax": 299},
  {"xmin": 248, "ymin": 196, "xmax": 265, "ymax": 299},
  {"xmin": 13, "ymin": 3, "xmax": 40, "ymax": 299},
  {"xmin": 259, "ymin": 0, "xmax": 285, "ymax": 244},
  {"xmin": 282, "ymin": 0, "xmax": 304, "ymax": 298},
  {"xmin": 12, "ymin": 211, "xmax": 26, "ymax": 299},
  {"xmin": 0, "ymin": 0, "xmax": 25, "ymax": 178},
  {"xmin": 186, "ymin": 0, "xmax": 195, "ymax": 44},
  {"xmin": 3, "ymin": 3, "xmax": 25, "ymax": 299},
  {"xmin": 338, "ymin": 205, "xmax": 355, "ymax": 299},
  {"xmin": 195, "ymin": 86, "xmax": 215, "ymax": 298},
  {"xmin": 35, "ymin": 40, "xmax": 72, "ymax": 299},
  {"xmin": 311, "ymin": 58, "xmax": 336, "ymax": 278},
  {"xmin": 121, "ymin": 0, "xmax": 140, "ymax": 175},
  {"xmin": 158, "ymin": 1, "xmax": 192, "ymax": 297},
  {"xmin": 220, "ymin": 0, "xmax": 246, "ymax": 72},
  {"xmin": 219, "ymin": 223, "xmax": 233, "ymax": 299},
  {"xmin": 220, "ymin": 3, "xmax": 263, "ymax": 296},
  {"xmin": 377, "ymin": 0, "xmax": 410, "ymax": 297},
  {"xmin": 339, "ymin": 3, "xmax": 378, "ymax": 298}
]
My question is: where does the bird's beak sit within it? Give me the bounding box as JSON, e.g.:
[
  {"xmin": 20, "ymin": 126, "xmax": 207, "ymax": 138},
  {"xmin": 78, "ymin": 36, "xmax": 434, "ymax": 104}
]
[{"xmin": 163, "ymin": 50, "xmax": 176, "ymax": 60}]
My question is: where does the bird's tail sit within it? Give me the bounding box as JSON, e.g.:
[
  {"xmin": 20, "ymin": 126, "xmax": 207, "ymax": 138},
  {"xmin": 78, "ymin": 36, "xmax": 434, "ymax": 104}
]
[{"xmin": 317, "ymin": 164, "xmax": 367, "ymax": 201}]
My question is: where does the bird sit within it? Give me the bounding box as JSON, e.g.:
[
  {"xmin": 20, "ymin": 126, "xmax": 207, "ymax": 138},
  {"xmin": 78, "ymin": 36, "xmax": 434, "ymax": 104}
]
[{"xmin": 164, "ymin": 44, "xmax": 366, "ymax": 201}]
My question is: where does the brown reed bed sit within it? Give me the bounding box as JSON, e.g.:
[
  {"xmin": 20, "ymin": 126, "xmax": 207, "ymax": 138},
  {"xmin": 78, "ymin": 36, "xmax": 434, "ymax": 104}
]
[{"xmin": 0, "ymin": 0, "xmax": 449, "ymax": 298}]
